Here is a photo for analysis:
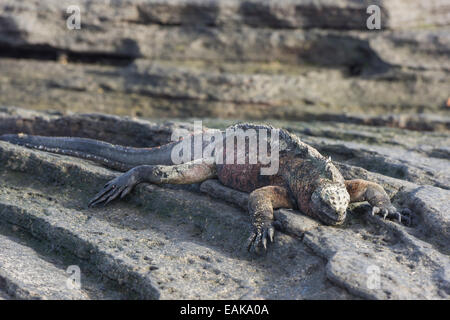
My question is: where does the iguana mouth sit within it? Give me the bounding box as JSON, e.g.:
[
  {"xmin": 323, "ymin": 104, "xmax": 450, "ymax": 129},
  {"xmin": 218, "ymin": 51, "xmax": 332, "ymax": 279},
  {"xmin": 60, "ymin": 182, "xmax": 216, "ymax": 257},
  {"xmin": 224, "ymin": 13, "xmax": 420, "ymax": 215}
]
[{"xmin": 320, "ymin": 209, "xmax": 347, "ymax": 226}]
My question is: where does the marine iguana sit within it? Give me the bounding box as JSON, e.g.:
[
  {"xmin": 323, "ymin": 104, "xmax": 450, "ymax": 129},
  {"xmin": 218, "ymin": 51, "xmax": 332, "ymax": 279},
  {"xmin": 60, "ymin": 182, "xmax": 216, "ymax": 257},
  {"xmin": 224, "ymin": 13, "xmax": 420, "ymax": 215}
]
[{"xmin": 0, "ymin": 123, "xmax": 410, "ymax": 252}]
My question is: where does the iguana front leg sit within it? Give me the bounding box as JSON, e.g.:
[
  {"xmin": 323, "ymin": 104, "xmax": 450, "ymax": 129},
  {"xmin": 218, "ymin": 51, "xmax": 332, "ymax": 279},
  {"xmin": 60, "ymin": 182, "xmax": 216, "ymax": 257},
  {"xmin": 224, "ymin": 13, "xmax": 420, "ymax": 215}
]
[
  {"xmin": 247, "ymin": 186, "xmax": 294, "ymax": 253},
  {"xmin": 345, "ymin": 179, "xmax": 411, "ymax": 225},
  {"xmin": 89, "ymin": 160, "xmax": 217, "ymax": 207}
]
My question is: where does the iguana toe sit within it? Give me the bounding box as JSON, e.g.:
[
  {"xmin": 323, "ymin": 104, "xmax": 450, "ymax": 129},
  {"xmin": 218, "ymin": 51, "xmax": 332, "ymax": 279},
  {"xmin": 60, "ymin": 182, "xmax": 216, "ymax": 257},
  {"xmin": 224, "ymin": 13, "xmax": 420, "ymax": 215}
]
[
  {"xmin": 382, "ymin": 208, "xmax": 389, "ymax": 220},
  {"xmin": 89, "ymin": 171, "xmax": 139, "ymax": 207},
  {"xmin": 371, "ymin": 206, "xmax": 380, "ymax": 216},
  {"xmin": 371, "ymin": 204, "xmax": 412, "ymax": 226},
  {"xmin": 246, "ymin": 233, "xmax": 257, "ymax": 252},
  {"xmin": 399, "ymin": 208, "xmax": 412, "ymax": 226},
  {"xmin": 262, "ymin": 234, "xmax": 267, "ymax": 250},
  {"xmin": 268, "ymin": 227, "xmax": 274, "ymax": 242},
  {"xmin": 247, "ymin": 224, "xmax": 275, "ymax": 253},
  {"xmin": 89, "ymin": 183, "xmax": 116, "ymax": 207}
]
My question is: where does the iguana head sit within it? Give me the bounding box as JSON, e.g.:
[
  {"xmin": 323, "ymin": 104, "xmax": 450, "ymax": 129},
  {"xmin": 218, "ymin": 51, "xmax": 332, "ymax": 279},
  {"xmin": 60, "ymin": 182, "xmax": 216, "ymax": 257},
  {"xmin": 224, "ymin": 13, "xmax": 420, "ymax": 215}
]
[{"xmin": 311, "ymin": 182, "xmax": 350, "ymax": 225}]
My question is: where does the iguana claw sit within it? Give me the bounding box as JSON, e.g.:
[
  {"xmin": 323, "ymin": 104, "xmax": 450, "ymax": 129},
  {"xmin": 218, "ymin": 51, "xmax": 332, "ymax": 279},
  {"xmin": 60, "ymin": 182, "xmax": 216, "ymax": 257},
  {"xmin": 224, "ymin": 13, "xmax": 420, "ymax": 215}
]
[
  {"xmin": 371, "ymin": 205, "xmax": 412, "ymax": 226},
  {"xmin": 89, "ymin": 171, "xmax": 138, "ymax": 207},
  {"xmin": 247, "ymin": 224, "xmax": 275, "ymax": 253},
  {"xmin": 382, "ymin": 208, "xmax": 389, "ymax": 220},
  {"xmin": 268, "ymin": 227, "xmax": 274, "ymax": 242},
  {"xmin": 371, "ymin": 207, "xmax": 380, "ymax": 216}
]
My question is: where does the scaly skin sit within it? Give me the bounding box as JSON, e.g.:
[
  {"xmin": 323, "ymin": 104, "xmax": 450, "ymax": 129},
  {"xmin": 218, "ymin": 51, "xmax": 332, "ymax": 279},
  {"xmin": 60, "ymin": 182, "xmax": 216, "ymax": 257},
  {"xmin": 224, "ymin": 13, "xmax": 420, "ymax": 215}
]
[{"xmin": 0, "ymin": 123, "xmax": 411, "ymax": 252}]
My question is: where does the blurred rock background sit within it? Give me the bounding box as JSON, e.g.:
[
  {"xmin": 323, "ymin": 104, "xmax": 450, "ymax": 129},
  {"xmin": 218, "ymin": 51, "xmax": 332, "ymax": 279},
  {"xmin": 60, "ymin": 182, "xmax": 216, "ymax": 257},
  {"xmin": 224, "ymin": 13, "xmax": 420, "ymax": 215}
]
[{"xmin": 0, "ymin": 0, "xmax": 449, "ymax": 124}]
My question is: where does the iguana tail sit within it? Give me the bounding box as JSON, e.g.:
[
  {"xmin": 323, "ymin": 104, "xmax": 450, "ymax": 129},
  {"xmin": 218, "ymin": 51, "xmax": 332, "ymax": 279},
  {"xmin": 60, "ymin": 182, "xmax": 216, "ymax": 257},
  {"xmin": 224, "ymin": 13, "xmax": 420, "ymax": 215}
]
[{"xmin": 0, "ymin": 134, "xmax": 177, "ymax": 171}]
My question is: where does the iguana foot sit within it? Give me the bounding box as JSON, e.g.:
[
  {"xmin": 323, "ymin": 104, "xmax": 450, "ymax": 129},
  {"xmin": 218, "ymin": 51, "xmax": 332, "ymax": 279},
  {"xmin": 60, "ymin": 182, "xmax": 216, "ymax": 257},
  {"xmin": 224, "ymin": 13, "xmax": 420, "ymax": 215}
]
[
  {"xmin": 247, "ymin": 221, "xmax": 275, "ymax": 253},
  {"xmin": 246, "ymin": 186, "xmax": 293, "ymax": 253},
  {"xmin": 89, "ymin": 171, "xmax": 138, "ymax": 207},
  {"xmin": 371, "ymin": 205, "xmax": 412, "ymax": 226},
  {"xmin": 345, "ymin": 180, "xmax": 412, "ymax": 227}
]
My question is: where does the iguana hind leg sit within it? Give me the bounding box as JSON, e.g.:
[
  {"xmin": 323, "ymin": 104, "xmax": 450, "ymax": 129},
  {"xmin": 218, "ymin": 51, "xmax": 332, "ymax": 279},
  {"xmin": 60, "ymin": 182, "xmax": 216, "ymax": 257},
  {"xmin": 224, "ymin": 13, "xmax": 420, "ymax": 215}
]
[
  {"xmin": 89, "ymin": 160, "xmax": 217, "ymax": 207},
  {"xmin": 345, "ymin": 179, "xmax": 411, "ymax": 225},
  {"xmin": 247, "ymin": 186, "xmax": 294, "ymax": 253}
]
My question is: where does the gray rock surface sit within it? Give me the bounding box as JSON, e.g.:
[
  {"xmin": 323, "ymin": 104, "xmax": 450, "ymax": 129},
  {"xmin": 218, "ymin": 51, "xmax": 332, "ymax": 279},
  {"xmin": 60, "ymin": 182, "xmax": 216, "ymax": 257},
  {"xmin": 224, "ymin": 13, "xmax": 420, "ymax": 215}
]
[
  {"xmin": 1, "ymin": 0, "xmax": 449, "ymax": 35},
  {"xmin": 0, "ymin": 220, "xmax": 130, "ymax": 300},
  {"xmin": 0, "ymin": 231, "xmax": 88, "ymax": 300},
  {"xmin": 0, "ymin": 0, "xmax": 448, "ymax": 300},
  {"xmin": 0, "ymin": 108, "xmax": 448, "ymax": 299},
  {"xmin": 405, "ymin": 186, "xmax": 450, "ymax": 241}
]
